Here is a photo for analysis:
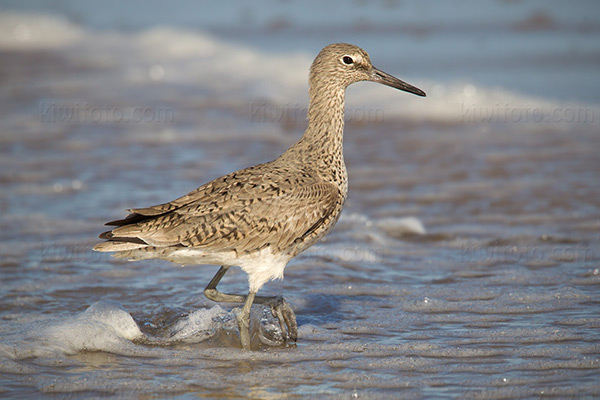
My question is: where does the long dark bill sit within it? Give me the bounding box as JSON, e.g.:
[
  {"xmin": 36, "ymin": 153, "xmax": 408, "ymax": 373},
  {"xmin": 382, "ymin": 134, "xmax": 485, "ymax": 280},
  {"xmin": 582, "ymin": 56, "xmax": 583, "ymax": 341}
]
[{"xmin": 371, "ymin": 67, "xmax": 426, "ymax": 97}]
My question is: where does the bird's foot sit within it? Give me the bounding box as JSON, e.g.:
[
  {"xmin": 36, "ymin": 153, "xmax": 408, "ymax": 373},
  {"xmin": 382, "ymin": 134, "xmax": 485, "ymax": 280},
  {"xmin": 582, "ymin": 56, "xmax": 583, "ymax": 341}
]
[
  {"xmin": 264, "ymin": 296, "xmax": 297, "ymax": 346},
  {"xmin": 235, "ymin": 294, "xmax": 297, "ymax": 350}
]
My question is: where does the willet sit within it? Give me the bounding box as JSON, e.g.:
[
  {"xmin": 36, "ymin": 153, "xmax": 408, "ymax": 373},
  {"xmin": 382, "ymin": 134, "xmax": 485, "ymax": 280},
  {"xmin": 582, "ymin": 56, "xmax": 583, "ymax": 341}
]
[{"xmin": 94, "ymin": 43, "xmax": 425, "ymax": 350}]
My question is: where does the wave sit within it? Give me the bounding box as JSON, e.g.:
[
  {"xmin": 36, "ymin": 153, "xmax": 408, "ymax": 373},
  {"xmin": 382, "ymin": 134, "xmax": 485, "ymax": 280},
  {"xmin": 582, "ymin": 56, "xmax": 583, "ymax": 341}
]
[{"xmin": 2, "ymin": 12, "xmax": 598, "ymax": 126}]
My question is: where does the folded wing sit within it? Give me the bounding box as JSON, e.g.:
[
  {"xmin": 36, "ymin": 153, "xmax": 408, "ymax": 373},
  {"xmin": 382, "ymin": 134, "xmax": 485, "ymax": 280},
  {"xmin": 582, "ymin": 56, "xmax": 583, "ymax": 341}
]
[{"xmin": 94, "ymin": 166, "xmax": 342, "ymax": 255}]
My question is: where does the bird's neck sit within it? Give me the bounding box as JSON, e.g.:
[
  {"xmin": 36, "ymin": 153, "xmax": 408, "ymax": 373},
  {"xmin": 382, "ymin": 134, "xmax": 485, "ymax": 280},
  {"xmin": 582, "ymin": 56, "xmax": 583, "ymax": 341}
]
[
  {"xmin": 292, "ymin": 84, "xmax": 346, "ymax": 163},
  {"xmin": 278, "ymin": 83, "xmax": 348, "ymax": 191}
]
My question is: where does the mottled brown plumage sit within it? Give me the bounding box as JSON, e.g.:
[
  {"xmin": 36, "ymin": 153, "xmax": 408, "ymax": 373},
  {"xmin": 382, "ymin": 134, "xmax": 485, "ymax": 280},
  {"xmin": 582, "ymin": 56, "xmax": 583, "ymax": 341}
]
[
  {"xmin": 94, "ymin": 43, "xmax": 425, "ymax": 349},
  {"xmin": 97, "ymin": 164, "xmax": 341, "ymax": 259}
]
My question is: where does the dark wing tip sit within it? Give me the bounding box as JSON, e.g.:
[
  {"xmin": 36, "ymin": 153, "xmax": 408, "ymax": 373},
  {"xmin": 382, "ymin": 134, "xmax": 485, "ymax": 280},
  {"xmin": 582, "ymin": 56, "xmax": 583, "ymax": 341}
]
[
  {"xmin": 97, "ymin": 230, "xmax": 147, "ymax": 245},
  {"xmin": 104, "ymin": 213, "xmax": 147, "ymax": 226},
  {"xmin": 99, "ymin": 230, "xmax": 113, "ymax": 239}
]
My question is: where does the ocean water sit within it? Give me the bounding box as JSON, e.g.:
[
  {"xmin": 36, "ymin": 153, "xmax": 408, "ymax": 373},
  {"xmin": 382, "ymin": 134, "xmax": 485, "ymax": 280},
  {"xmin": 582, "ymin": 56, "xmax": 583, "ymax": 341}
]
[{"xmin": 1, "ymin": 1, "xmax": 599, "ymax": 398}]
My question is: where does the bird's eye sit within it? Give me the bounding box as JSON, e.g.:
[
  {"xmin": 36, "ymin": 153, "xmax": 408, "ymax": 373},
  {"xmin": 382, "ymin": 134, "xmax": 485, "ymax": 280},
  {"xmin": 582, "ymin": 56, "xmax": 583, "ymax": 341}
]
[{"xmin": 342, "ymin": 56, "xmax": 354, "ymax": 65}]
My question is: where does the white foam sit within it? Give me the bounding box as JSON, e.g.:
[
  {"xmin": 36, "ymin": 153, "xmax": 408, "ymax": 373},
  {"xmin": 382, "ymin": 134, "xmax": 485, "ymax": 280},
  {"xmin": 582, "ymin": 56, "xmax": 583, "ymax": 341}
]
[
  {"xmin": 167, "ymin": 305, "xmax": 235, "ymax": 343},
  {"xmin": 0, "ymin": 12, "xmax": 85, "ymax": 49},
  {"xmin": 376, "ymin": 217, "xmax": 426, "ymax": 236},
  {"xmin": 39, "ymin": 301, "xmax": 144, "ymax": 354},
  {"xmin": 336, "ymin": 213, "xmax": 426, "ymax": 240},
  {"xmin": 302, "ymin": 213, "xmax": 426, "ymax": 265},
  {"xmin": 0, "ymin": 301, "xmax": 144, "ymax": 362},
  {"xmin": 134, "ymin": 28, "xmax": 311, "ymax": 107},
  {"xmin": 0, "ymin": 300, "xmax": 294, "ymax": 365}
]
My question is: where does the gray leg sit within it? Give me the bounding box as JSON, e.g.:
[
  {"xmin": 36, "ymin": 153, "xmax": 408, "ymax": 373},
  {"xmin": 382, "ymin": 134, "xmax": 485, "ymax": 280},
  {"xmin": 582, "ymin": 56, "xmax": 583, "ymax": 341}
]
[
  {"xmin": 238, "ymin": 290, "xmax": 256, "ymax": 350},
  {"xmin": 203, "ymin": 266, "xmax": 297, "ymax": 348},
  {"xmin": 204, "ymin": 266, "xmax": 245, "ymax": 303}
]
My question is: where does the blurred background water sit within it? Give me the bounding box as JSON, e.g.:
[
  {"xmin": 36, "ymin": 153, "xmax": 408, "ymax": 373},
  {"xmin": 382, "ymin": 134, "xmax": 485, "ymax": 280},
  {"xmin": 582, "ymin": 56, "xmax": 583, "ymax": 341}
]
[{"xmin": 1, "ymin": 1, "xmax": 599, "ymax": 398}]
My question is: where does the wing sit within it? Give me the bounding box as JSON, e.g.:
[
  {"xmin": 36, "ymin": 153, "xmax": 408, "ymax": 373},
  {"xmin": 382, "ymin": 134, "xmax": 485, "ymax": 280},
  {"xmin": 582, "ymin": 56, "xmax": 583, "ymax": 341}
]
[
  {"xmin": 95, "ymin": 164, "xmax": 343, "ymax": 254},
  {"xmin": 102, "ymin": 162, "xmax": 272, "ymax": 226}
]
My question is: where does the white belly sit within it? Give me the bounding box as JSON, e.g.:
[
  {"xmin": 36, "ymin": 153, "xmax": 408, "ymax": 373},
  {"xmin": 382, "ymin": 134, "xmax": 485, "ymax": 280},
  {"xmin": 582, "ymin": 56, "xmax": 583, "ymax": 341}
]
[{"xmin": 146, "ymin": 245, "xmax": 293, "ymax": 293}]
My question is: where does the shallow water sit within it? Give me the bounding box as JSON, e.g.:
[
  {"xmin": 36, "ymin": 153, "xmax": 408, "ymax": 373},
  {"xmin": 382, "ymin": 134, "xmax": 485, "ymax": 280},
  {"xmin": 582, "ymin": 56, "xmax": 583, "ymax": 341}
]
[{"xmin": 1, "ymin": 2, "xmax": 600, "ymax": 399}]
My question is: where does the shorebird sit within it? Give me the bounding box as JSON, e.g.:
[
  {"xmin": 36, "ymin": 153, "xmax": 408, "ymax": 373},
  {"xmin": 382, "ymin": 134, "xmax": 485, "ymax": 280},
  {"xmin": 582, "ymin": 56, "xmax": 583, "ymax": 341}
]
[{"xmin": 94, "ymin": 43, "xmax": 425, "ymax": 350}]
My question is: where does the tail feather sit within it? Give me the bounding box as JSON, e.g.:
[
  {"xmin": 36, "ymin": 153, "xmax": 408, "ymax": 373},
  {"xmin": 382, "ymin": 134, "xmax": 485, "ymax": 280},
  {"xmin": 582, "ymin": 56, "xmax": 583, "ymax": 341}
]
[
  {"xmin": 96, "ymin": 204, "xmax": 179, "ymax": 253},
  {"xmin": 98, "ymin": 230, "xmax": 147, "ymax": 242},
  {"xmin": 93, "ymin": 241, "xmax": 148, "ymax": 252}
]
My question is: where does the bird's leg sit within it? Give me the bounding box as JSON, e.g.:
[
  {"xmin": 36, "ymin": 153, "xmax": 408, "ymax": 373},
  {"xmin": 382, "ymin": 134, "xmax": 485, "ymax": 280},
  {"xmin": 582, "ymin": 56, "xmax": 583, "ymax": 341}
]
[
  {"xmin": 238, "ymin": 290, "xmax": 256, "ymax": 350},
  {"xmin": 203, "ymin": 266, "xmax": 246, "ymax": 303},
  {"xmin": 203, "ymin": 265, "xmax": 297, "ymax": 348},
  {"xmin": 203, "ymin": 266, "xmax": 254, "ymax": 349}
]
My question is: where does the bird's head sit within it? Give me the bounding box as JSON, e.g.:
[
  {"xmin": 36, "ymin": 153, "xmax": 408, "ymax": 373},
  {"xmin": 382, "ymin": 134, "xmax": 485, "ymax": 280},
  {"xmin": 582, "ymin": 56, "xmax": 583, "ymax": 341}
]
[{"xmin": 310, "ymin": 43, "xmax": 426, "ymax": 97}]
